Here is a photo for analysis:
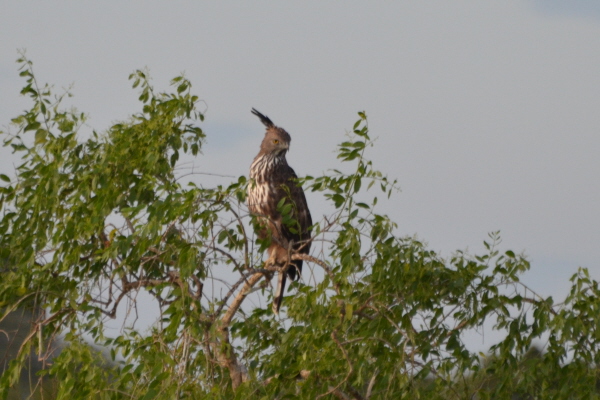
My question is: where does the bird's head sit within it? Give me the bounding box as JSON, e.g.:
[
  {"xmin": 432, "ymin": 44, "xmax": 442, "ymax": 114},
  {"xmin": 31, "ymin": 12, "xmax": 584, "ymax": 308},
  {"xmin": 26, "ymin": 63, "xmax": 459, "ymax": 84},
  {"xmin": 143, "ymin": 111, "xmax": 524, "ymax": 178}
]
[{"xmin": 252, "ymin": 108, "xmax": 292, "ymax": 156}]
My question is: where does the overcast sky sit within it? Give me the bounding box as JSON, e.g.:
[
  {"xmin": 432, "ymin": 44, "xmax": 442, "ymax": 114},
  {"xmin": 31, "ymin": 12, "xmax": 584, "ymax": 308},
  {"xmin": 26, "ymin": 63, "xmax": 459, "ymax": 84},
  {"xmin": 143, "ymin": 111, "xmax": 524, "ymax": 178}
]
[{"xmin": 1, "ymin": 2, "xmax": 599, "ymax": 334}]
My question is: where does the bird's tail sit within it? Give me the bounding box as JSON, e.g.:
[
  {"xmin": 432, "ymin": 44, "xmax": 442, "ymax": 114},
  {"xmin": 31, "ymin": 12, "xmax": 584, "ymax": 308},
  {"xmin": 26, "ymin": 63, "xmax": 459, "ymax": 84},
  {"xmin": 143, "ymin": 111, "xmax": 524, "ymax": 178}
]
[{"xmin": 272, "ymin": 272, "xmax": 287, "ymax": 315}]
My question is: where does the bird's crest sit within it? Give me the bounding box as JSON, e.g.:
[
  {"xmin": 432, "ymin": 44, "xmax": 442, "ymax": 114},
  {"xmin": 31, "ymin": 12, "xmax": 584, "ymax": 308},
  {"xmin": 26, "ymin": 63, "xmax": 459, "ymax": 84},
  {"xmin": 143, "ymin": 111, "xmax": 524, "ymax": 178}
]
[{"xmin": 251, "ymin": 108, "xmax": 275, "ymax": 129}]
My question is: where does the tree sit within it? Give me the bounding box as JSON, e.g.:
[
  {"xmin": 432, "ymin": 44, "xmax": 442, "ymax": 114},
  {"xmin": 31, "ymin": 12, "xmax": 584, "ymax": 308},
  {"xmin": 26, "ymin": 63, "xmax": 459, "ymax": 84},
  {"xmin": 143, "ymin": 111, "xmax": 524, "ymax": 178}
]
[{"xmin": 1, "ymin": 56, "xmax": 600, "ymax": 399}]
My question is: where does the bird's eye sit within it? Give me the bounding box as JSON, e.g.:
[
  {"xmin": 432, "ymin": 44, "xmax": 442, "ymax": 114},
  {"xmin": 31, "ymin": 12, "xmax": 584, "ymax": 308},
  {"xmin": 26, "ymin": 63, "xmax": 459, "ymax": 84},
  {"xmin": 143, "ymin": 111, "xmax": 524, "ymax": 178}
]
[{"xmin": 273, "ymin": 139, "xmax": 279, "ymax": 144}]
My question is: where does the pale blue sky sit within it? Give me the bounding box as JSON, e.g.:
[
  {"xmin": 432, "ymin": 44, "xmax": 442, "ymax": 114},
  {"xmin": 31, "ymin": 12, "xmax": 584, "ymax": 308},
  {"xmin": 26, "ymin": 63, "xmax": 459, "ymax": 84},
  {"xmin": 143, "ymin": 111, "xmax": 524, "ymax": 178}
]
[{"xmin": 1, "ymin": 2, "xmax": 599, "ymax": 344}]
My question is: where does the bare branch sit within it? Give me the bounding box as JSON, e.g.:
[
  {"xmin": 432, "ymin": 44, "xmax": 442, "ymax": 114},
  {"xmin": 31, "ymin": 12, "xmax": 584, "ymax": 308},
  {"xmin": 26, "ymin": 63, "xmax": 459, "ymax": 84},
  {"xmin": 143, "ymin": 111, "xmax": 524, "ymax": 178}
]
[
  {"xmin": 292, "ymin": 253, "xmax": 340, "ymax": 294},
  {"xmin": 216, "ymin": 271, "xmax": 265, "ymax": 390},
  {"xmin": 220, "ymin": 271, "xmax": 264, "ymax": 328}
]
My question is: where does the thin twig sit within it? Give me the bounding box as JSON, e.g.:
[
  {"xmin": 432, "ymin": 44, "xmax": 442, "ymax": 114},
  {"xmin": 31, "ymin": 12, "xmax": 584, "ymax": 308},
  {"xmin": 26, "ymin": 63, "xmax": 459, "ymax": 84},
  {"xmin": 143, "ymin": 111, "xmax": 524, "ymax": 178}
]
[{"xmin": 316, "ymin": 330, "xmax": 354, "ymax": 399}]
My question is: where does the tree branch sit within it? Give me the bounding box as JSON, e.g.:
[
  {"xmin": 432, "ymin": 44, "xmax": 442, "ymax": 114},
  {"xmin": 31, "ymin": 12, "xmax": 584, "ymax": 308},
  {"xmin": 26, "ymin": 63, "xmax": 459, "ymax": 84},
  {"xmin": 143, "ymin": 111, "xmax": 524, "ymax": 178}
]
[
  {"xmin": 292, "ymin": 253, "xmax": 341, "ymax": 294},
  {"xmin": 216, "ymin": 270, "xmax": 265, "ymax": 390}
]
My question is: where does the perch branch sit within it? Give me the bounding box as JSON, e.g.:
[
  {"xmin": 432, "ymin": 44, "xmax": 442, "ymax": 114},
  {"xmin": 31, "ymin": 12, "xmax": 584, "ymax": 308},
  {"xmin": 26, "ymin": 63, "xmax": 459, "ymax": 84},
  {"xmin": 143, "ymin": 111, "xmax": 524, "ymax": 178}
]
[{"xmin": 216, "ymin": 270, "xmax": 265, "ymax": 390}]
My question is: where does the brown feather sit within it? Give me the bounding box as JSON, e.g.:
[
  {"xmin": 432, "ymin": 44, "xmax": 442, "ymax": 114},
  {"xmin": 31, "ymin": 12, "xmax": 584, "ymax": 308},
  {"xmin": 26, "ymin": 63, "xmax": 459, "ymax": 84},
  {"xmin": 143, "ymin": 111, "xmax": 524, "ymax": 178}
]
[{"xmin": 248, "ymin": 110, "xmax": 312, "ymax": 314}]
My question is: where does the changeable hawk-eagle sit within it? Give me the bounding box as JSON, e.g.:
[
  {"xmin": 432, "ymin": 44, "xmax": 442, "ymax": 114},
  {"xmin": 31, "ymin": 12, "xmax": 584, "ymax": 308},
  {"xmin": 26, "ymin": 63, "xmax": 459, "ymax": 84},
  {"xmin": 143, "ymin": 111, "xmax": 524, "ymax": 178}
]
[{"xmin": 247, "ymin": 109, "xmax": 312, "ymax": 314}]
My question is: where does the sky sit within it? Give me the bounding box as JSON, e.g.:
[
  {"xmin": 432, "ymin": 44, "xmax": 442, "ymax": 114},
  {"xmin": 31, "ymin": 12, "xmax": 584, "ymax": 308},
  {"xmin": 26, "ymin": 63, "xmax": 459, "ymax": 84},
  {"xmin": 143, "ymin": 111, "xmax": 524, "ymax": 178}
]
[{"xmin": 1, "ymin": 2, "xmax": 600, "ymax": 348}]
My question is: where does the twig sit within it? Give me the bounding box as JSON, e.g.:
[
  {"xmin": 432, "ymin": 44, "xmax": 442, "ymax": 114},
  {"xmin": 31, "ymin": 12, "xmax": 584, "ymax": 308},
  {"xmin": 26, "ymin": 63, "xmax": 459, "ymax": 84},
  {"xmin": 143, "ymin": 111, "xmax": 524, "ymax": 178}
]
[
  {"xmin": 329, "ymin": 387, "xmax": 352, "ymax": 400},
  {"xmin": 220, "ymin": 271, "xmax": 264, "ymax": 328},
  {"xmin": 228, "ymin": 207, "xmax": 250, "ymax": 269},
  {"xmin": 316, "ymin": 330, "xmax": 354, "ymax": 399},
  {"xmin": 214, "ymin": 275, "xmax": 249, "ymax": 317},
  {"xmin": 292, "ymin": 253, "xmax": 340, "ymax": 295},
  {"xmin": 365, "ymin": 368, "xmax": 379, "ymax": 399}
]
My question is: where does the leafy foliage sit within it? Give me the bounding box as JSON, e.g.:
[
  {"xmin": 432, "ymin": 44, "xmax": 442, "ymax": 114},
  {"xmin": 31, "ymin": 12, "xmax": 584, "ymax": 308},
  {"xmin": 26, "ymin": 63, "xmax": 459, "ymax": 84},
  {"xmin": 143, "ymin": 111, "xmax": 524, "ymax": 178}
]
[{"xmin": 1, "ymin": 57, "xmax": 600, "ymax": 399}]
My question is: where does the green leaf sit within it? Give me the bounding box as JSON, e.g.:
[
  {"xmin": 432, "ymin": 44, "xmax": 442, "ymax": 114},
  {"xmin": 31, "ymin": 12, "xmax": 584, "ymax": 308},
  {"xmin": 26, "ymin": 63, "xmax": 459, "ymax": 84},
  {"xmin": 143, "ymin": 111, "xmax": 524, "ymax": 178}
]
[
  {"xmin": 177, "ymin": 82, "xmax": 188, "ymax": 93},
  {"xmin": 353, "ymin": 177, "xmax": 361, "ymax": 193},
  {"xmin": 34, "ymin": 129, "xmax": 47, "ymax": 145},
  {"xmin": 331, "ymin": 194, "xmax": 345, "ymax": 208}
]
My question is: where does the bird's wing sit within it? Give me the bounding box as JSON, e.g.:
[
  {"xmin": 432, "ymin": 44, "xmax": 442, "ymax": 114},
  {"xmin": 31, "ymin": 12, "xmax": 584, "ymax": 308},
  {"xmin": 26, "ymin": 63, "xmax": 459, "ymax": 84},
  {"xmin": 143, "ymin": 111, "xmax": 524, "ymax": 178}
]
[{"xmin": 289, "ymin": 167, "xmax": 312, "ymax": 236}]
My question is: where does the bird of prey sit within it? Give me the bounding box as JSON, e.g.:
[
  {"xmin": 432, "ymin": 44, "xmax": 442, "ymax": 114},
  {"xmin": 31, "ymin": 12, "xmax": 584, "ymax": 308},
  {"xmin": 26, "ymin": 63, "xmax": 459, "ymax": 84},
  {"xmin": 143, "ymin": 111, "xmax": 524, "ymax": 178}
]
[{"xmin": 247, "ymin": 109, "xmax": 312, "ymax": 314}]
